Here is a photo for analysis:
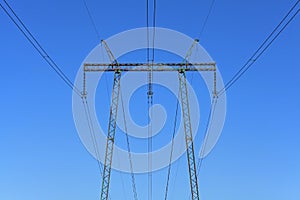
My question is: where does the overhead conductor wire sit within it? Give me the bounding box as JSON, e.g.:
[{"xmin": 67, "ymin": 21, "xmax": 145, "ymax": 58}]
[
  {"xmin": 82, "ymin": 0, "xmax": 101, "ymax": 41},
  {"xmin": 120, "ymin": 89, "xmax": 139, "ymax": 200},
  {"xmin": 0, "ymin": 1, "xmax": 114, "ymax": 198},
  {"xmin": 199, "ymin": 0, "xmax": 216, "ymax": 38},
  {"xmin": 163, "ymin": 90, "xmax": 179, "ymax": 200},
  {"xmin": 146, "ymin": 0, "xmax": 157, "ymax": 199},
  {"xmin": 218, "ymin": 0, "xmax": 300, "ymax": 96},
  {"xmin": 0, "ymin": 0, "xmax": 81, "ymax": 97},
  {"xmin": 194, "ymin": 1, "xmax": 300, "ymax": 191}
]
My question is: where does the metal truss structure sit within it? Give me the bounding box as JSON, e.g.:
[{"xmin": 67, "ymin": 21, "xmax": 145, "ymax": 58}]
[{"xmin": 83, "ymin": 40, "xmax": 217, "ymax": 200}]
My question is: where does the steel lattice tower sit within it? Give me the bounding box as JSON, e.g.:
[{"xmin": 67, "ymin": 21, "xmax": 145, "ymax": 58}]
[{"xmin": 83, "ymin": 40, "xmax": 217, "ymax": 200}]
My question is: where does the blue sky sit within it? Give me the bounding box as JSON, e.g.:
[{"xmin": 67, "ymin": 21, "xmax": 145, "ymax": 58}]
[{"xmin": 1, "ymin": 0, "xmax": 300, "ymax": 199}]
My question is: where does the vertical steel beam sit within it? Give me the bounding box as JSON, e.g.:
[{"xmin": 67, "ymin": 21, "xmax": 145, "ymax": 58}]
[
  {"xmin": 178, "ymin": 69, "xmax": 200, "ymax": 200},
  {"xmin": 213, "ymin": 65, "xmax": 217, "ymax": 97},
  {"xmin": 100, "ymin": 70, "xmax": 121, "ymax": 200}
]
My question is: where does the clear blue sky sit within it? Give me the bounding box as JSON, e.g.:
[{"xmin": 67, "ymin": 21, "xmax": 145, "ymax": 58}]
[{"xmin": 1, "ymin": 0, "xmax": 300, "ymax": 199}]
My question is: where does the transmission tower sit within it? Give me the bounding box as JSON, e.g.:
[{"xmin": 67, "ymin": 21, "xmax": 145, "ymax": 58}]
[{"xmin": 83, "ymin": 40, "xmax": 217, "ymax": 200}]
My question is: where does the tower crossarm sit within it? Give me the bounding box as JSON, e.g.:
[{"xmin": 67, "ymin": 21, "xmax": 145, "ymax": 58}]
[{"xmin": 84, "ymin": 62, "xmax": 216, "ymax": 72}]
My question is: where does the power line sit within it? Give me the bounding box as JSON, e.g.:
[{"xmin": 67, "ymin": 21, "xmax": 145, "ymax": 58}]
[
  {"xmin": 82, "ymin": 0, "xmax": 101, "ymax": 41},
  {"xmin": 146, "ymin": 0, "xmax": 150, "ymax": 63},
  {"xmin": 81, "ymin": 5, "xmax": 130, "ymax": 200},
  {"xmin": 163, "ymin": 92, "xmax": 179, "ymax": 200},
  {"xmin": 187, "ymin": 97, "xmax": 217, "ymax": 200},
  {"xmin": 0, "ymin": 2, "xmax": 118, "ymax": 198},
  {"xmin": 199, "ymin": 0, "xmax": 216, "ymax": 38},
  {"xmin": 120, "ymin": 90, "xmax": 139, "ymax": 200},
  {"xmin": 148, "ymin": 0, "xmax": 156, "ymax": 198},
  {"xmin": 82, "ymin": 99, "xmax": 103, "ymax": 173},
  {"xmin": 0, "ymin": 1, "xmax": 81, "ymax": 97},
  {"xmin": 82, "ymin": 99, "xmax": 112, "ymax": 200},
  {"xmin": 146, "ymin": 0, "xmax": 157, "ymax": 199},
  {"xmin": 151, "ymin": 0, "xmax": 157, "ymax": 62},
  {"xmin": 116, "ymin": 156, "xmax": 128, "ymax": 200},
  {"xmin": 196, "ymin": 97, "xmax": 217, "ymax": 175},
  {"xmin": 218, "ymin": 0, "xmax": 300, "ymax": 96}
]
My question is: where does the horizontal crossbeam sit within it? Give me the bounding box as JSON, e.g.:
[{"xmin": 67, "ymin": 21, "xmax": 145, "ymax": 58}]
[{"xmin": 84, "ymin": 62, "xmax": 216, "ymax": 72}]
